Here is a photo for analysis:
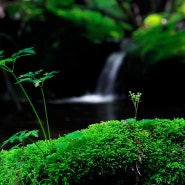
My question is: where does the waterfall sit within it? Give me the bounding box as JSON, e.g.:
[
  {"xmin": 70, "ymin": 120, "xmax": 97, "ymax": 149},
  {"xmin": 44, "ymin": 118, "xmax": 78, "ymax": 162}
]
[
  {"xmin": 48, "ymin": 39, "xmax": 133, "ymax": 104},
  {"xmin": 48, "ymin": 51, "xmax": 126, "ymax": 104},
  {"xmin": 95, "ymin": 51, "xmax": 126, "ymax": 95}
]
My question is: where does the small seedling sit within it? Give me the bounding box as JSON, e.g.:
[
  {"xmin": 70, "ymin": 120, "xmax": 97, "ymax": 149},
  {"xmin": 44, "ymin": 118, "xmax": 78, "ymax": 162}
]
[
  {"xmin": 128, "ymin": 91, "xmax": 142, "ymax": 120},
  {"xmin": 0, "ymin": 47, "xmax": 59, "ymax": 142},
  {"xmin": 16, "ymin": 69, "xmax": 60, "ymax": 140}
]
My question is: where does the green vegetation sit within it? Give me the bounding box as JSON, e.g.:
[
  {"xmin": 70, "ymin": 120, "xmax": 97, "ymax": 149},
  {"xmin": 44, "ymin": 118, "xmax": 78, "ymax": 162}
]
[
  {"xmin": 128, "ymin": 91, "xmax": 142, "ymax": 120},
  {"xmin": 1, "ymin": 1, "xmax": 185, "ymax": 180},
  {"xmin": 0, "ymin": 48, "xmax": 59, "ymax": 141},
  {"xmin": 16, "ymin": 69, "xmax": 60, "ymax": 140},
  {"xmin": 132, "ymin": 19, "xmax": 185, "ymax": 68},
  {"xmin": 0, "ymin": 47, "xmax": 184, "ymax": 183},
  {"xmin": 4, "ymin": 0, "xmax": 133, "ymax": 43},
  {"xmin": 0, "ymin": 118, "xmax": 185, "ymax": 184},
  {"xmin": 1, "ymin": 1, "xmax": 185, "ymax": 90}
]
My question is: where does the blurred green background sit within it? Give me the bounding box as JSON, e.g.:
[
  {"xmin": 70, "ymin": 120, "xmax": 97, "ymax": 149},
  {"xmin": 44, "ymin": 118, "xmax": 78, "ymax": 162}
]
[{"xmin": 1, "ymin": 0, "xmax": 185, "ymax": 105}]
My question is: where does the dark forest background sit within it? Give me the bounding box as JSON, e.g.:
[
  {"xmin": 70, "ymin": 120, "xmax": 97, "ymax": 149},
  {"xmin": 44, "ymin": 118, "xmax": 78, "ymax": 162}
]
[{"xmin": 0, "ymin": 0, "xmax": 185, "ymax": 106}]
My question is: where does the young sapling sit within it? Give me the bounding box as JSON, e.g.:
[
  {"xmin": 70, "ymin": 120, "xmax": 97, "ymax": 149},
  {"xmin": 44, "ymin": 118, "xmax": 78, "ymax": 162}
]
[
  {"xmin": 128, "ymin": 91, "xmax": 142, "ymax": 120},
  {"xmin": 0, "ymin": 47, "xmax": 59, "ymax": 141}
]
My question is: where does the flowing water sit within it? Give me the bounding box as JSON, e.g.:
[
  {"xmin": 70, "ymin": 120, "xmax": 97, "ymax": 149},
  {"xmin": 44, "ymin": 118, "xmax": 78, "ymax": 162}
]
[
  {"xmin": 0, "ymin": 50, "xmax": 128, "ymax": 146},
  {"xmin": 95, "ymin": 51, "xmax": 126, "ymax": 95},
  {"xmin": 1, "ymin": 45, "xmax": 185, "ymax": 148}
]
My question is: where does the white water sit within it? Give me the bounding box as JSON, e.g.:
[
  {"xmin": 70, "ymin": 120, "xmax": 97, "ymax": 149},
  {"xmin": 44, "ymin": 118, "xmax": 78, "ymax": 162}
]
[
  {"xmin": 95, "ymin": 51, "xmax": 126, "ymax": 95},
  {"xmin": 48, "ymin": 51, "xmax": 126, "ymax": 104}
]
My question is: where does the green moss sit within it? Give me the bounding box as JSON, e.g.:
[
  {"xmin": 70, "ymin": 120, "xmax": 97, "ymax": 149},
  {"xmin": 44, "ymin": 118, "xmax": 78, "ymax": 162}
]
[{"xmin": 0, "ymin": 118, "xmax": 185, "ymax": 184}]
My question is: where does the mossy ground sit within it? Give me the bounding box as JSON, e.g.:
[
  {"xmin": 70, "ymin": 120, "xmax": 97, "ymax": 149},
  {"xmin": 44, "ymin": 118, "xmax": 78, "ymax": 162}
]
[{"xmin": 0, "ymin": 118, "xmax": 185, "ymax": 185}]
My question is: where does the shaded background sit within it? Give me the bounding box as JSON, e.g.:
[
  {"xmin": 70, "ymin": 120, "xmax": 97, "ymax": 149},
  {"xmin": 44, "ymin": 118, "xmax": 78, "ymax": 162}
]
[{"xmin": 1, "ymin": 0, "xmax": 185, "ymax": 145}]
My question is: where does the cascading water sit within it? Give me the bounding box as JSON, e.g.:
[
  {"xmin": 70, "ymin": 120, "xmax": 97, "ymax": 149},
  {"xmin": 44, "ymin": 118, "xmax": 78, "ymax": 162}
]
[
  {"xmin": 48, "ymin": 50, "xmax": 126, "ymax": 104},
  {"xmin": 46, "ymin": 40, "xmax": 131, "ymax": 123},
  {"xmin": 95, "ymin": 51, "xmax": 126, "ymax": 95},
  {"xmin": 48, "ymin": 39, "xmax": 133, "ymax": 104}
]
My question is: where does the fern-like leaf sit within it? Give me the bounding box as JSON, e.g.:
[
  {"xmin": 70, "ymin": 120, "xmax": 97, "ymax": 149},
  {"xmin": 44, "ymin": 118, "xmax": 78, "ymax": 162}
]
[{"xmin": 1, "ymin": 130, "xmax": 39, "ymax": 148}]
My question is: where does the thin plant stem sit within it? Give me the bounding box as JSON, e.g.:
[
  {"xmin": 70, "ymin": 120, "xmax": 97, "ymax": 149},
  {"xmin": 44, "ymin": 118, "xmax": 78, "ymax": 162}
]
[
  {"xmin": 27, "ymin": 138, "xmax": 45, "ymax": 155},
  {"xmin": 128, "ymin": 91, "xmax": 142, "ymax": 120},
  {"xmin": 40, "ymin": 86, "xmax": 51, "ymax": 140},
  {"xmin": 133, "ymin": 101, "xmax": 139, "ymax": 119},
  {"xmin": 12, "ymin": 72, "xmax": 48, "ymax": 141}
]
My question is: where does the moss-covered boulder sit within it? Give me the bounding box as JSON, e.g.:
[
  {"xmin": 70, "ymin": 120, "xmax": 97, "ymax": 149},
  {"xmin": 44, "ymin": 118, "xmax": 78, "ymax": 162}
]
[{"xmin": 0, "ymin": 118, "xmax": 185, "ymax": 185}]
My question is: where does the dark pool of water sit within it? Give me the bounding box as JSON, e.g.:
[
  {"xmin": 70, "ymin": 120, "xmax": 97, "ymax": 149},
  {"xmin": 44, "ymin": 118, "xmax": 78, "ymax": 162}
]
[{"xmin": 1, "ymin": 96, "xmax": 185, "ymax": 148}]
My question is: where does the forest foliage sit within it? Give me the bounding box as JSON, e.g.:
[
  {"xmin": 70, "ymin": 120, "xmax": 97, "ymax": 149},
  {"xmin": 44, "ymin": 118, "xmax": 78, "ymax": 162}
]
[
  {"xmin": 1, "ymin": 0, "xmax": 185, "ymax": 63},
  {"xmin": 0, "ymin": 0, "xmax": 185, "ymax": 99}
]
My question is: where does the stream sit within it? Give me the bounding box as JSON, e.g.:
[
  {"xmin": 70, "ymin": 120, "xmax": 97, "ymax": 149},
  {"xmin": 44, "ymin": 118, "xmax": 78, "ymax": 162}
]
[
  {"xmin": 1, "ymin": 94, "xmax": 185, "ymax": 149},
  {"xmin": 1, "ymin": 41, "xmax": 185, "ymax": 148}
]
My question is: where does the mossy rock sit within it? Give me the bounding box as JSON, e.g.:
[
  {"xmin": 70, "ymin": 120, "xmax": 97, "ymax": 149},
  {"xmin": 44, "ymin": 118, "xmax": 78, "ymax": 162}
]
[{"xmin": 0, "ymin": 118, "xmax": 185, "ymax": 185}]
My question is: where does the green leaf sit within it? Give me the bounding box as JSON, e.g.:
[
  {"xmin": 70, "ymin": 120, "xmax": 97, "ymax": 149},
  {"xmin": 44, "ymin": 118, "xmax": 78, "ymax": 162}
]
[
  {"xmin": 34, "ymin": 69, "xmax": 43, "ymax": 75},
  {"xmin": 1, "ymin": 130, "xmax": 39, "ymax": 148},
  {"xmin": 0, "ymin": 47, "xmax": 36, "ymax": 73},
  {"xmin": 15, "ymin": 77, "xmax": 34, "ymax": 84},
  {"xmin": 0, "ymin": 57, "xmax": 15, "ymax": 64},
  {"xmin": 65, "ymin": 131, "xmax": 83, "ymax": 140},
  {"xmin": 12, "ymin": 47, "xmax": 35, "ymax": 58},
  {"xmin": 0, "ymin": 50, "xmax": 4, "ymax": 58},
  {"xmin": 18, "ymin": 70, "xmax": 43, "ymax": 79}
]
